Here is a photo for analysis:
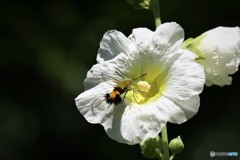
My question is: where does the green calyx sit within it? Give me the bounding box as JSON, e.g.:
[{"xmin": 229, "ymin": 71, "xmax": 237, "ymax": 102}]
[
  {"xmin": 182, "ymin": 34, "xmax": 207, "ymax": 60},
  {"xmin": 169, "ymin": 136, "xmax": 184, "ymax": 154},
  {"xmin": 140, "ymin": 136, "xmax": 163, "ymax": 159},
  {"xmin": 127, "ymin": 0, "xmax": 161, "ymax": 27}
]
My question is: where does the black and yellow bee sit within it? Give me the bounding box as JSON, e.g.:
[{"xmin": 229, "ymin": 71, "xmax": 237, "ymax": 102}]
[{"xmin": 105, "ymin": 71, "xmax": 146, "ymax": 105}]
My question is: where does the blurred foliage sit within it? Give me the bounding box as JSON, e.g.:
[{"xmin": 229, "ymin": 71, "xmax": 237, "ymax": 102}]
[{"xmin": 0, "ymin": 0, "xmax": 240, "ymax": 159}]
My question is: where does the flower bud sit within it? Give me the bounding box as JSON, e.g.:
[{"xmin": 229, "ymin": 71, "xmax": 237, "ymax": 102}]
[
  {"xmin": 182, "ymin": 26, "xmax": 240, "ymax": 87},
  {"xmin": 140, "ymin": 136, "xmax": 162, "ymax": 159},
  {"xmin": 169, "ymin": 136, "xmax": 184, "ymax": 154},
  {"xmin": 126, "ymin": 0, "xmax": 150, "ymax": 10}
]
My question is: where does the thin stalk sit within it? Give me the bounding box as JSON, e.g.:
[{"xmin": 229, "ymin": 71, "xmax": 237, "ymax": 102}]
[
  {"xmin": 161, "ymin": 124, "xmax": 170, "ymax": 160},
  {"xmin": 150, "ymin": 0, "xmax": 161, "ymax": 27}
]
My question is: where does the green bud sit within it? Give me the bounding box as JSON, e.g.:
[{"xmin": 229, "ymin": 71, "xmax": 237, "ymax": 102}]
[
  {"xmin": 169, "ymin": 136, "xmax": 184, "ymax": 154},
  {"xmin": 126, "ymin": 0, "xmax": 150, "ymax": 10},
  {"xmin": 140, "ymin": 136, "xmax": 162, "ymax": 159}
]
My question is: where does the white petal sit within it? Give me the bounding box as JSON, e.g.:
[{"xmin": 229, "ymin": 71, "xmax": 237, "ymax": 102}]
[
  {"xmin": 97, "ymin": 30, "xmax": 136, "ymax": 63},
  {"xmin": 84, "ymin": 63, "xmax": 119, "ymax": 90},
  {"xmin": 204, "ymin": 72, "xmax": 232, "ymax": 86},
  {"xmin": 152, "ymin": 96, "xmax": 187, "ymax": 124},
  {"xmin": 197, "ymin": 26, "xmax": 240, "ymax": 86},
  {"xmin": 105, "ymin": 103, "xmax": 137, "ymax": 145},
  {"xmin": 151, "ymin": 22, "xmax": 184, "ymax": 58},
  {"xmin": 75, "ymin": 82, "xmax": 114, "ymax": 129},
  {"xmin": 128, "ymin": 28, "xmax": 154, "ymax": 50},
  {"xmin": 76, "ymin": 81, "xmax": 143, "ymax": 144},
  {"xmin": 118, "ymin": 96, "xmax": 187, "ymax": 144},
  {"xmin": 163, "ymin": 49, "xmax": 205, "ymax": 100},
  {"xmin": 84, "ymin": 52, "xmax": 133, "ymax": 90},
  {"xmin": 169, "ymin": 95, "xmax": 200, "ymax": 120},
  {"xmin": 119, "ymin": 106, "xmax": 151, "ymax": 144}
]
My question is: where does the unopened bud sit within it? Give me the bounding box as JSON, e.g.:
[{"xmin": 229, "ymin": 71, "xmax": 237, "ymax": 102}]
[
  {"xmin": 169, "ymin": 136, "xmax": 184, "ymax": 154},
  {"xmin": 126, "ymin": 0, "xmax": 150, "ymax": 10}
]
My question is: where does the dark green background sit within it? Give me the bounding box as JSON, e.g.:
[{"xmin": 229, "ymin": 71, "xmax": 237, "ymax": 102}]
[{"xmin": 0, "ymin": 0, "xmax": 240, "ymax": 159}]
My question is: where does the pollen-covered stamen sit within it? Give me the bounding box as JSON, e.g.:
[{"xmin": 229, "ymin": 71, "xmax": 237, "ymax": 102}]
[{"xmin": 137, "ymin": 81, "xmax": 151, "ymax": 93}]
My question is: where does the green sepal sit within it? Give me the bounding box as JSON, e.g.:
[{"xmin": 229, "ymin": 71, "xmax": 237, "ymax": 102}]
[{"xmin": 182, "ymin": 34, "xmax": 207, "ymax": 60}]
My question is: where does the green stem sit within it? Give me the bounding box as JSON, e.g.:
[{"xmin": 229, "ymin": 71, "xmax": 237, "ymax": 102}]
[
  {"xmin": 170, "ymin": 153, "xmax": 176, "ymax": 160},
  {"xmin": 150, "ymin": 0, "xmax": 161, "ymax": 27},
  {"xmin": 161, "ymin": 124, "xmax": 170, "ymax": 160}
]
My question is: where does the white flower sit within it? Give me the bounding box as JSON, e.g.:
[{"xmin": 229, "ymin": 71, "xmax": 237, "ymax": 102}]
[
  {"xmin": 183, "ymin": 26, "xmax": 240, "ymax": 86},
  {"xmin": 75, "ymin": 22, "xmax": 205, "ymax": 145}
]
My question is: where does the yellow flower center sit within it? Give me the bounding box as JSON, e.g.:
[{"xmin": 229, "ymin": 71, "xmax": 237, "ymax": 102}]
[{"xmin": 125, "ymin": 71, "xmax": 167, "ymax": 105}]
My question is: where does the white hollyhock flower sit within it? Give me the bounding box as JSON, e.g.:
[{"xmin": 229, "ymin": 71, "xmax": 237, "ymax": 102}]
[
  {"xmin": 75, "ymin": 22, "xmax": 205, "ymax": 145},
  {"xmin": 183, "ymin": 26, "xmax": 240, "ymax": 87}
]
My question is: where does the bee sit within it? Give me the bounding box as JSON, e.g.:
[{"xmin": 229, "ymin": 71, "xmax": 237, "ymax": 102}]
[{"xmin": 105, "ymin": 71, "xmax": 146, "ymax": 105}]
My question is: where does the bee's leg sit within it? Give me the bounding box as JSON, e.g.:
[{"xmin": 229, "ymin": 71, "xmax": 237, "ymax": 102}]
[
  {"xmin": 122, "ymin": 90, "xmax": 129, "ymax": 104},
  {"xmin": 132, "ymin": 88, "xmax": 140, "ymax": 104},
  {"xmin": 122, "ymin": 87, "xmax": 134, "ymax": 104},
  {"xmin": 123, "ymin": 88, "xmax": 140, "ymax": 104},
  {"xmin": 122, "ymin": 87, "xmax": 142, "ymax": 104}
]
